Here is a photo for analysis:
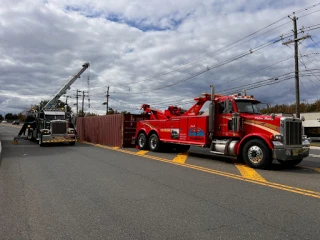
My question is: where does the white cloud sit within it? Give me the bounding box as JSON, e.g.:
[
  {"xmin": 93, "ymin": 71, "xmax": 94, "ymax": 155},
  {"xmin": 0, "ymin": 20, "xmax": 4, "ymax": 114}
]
[{"xmin": 0, "ymin": 0, "xmax": 319, "ymax": 116}]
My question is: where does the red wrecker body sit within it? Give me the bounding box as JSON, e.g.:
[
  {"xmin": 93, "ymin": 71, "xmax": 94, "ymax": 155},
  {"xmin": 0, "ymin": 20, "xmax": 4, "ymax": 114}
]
[{"xmin": 134, "ymin": 85, "xmax": 310, "ymax": 169}]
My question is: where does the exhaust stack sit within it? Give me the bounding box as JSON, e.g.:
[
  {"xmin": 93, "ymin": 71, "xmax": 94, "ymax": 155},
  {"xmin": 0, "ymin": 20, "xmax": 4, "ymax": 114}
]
[{"xmin": 209, "ymin": 85, "xmax": 215, "ymax": 140}]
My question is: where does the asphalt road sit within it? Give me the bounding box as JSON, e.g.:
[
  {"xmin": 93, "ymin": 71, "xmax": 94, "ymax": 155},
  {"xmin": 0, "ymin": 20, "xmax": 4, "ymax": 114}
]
[{"xmin": 1, "ymin": 124, "xmax": 320, "ymax": 240}]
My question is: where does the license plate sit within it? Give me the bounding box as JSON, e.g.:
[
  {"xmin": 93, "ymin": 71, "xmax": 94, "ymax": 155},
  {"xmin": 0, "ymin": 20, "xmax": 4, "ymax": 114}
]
[
  {"xmin": 292, "ymin": 149, "xmax": 305, "ymax": 156},
  {"xmin": 52, "ymin": 137, "xmax": 66, "ymax": 141}
]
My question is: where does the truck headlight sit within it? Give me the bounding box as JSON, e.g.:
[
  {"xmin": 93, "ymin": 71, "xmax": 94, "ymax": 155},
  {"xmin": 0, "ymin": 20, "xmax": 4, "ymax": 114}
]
[
  {"xmin": 68, "ymin": 130, "xmax": 75, "ymax": 134},
  {"xmin": 273, "ymin": 135, "xmax": 282, "ymax": 141},
  {"xmin": 43, "ymin": 130, "xmax": 50, "ymax": 135}
]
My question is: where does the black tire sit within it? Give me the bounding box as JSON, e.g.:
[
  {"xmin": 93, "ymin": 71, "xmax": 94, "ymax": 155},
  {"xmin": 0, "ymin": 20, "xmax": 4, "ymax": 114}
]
[
  {"xmin": 242, "ymin": 139, "xmax": 272, "ymax": 169},
  {"xmin": 278, "ymin": 159, "xmax": 303, "ymax": 167},
  {"xmin": 29, "ymin": 130, "xmax": 35, "ymax": 141},
  {"xmin": 27, "ymin": 129, "xmax": 31, "ymax": 140},
  {"xmin": 137, "ymin": 132, "xmax": 148, "ymax": 150},
  {"xmin": 69, "ymin": 141, "xmax": 76, "ymax": 146},
  {"xmin": 148, "ymin": 133, "xmax": 161, "ymax": 152}
]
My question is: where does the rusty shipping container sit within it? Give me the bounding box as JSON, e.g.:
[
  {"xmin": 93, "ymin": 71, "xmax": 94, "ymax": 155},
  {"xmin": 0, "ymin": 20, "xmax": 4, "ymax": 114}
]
[{"xmin": 76, "ymin": 114, "xmax": 149, "ymax": 147}]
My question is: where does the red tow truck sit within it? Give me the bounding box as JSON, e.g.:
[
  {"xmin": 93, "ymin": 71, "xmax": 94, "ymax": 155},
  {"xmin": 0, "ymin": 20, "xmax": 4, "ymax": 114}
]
[{"xmin": 134, "ymin": 85, "xmax": 310, "ymax": 169}]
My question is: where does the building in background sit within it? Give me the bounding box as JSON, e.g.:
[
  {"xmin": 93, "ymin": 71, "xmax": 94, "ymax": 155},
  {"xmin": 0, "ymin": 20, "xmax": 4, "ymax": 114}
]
[{"xmin": 300, "ymin": 112, "xmax": 320, "ymax": 141}]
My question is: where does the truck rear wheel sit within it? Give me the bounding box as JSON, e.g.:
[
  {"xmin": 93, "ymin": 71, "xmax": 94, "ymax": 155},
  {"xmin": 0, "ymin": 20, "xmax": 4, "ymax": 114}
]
[
  {"xmin": 137, "ymin": 133, "xmax": 148, "ymax": 150},
  {"xmin": 278, "ymin": 159, "xmax": 303, "ymax": 167},
  {"xmin": 242, "ymin": 139, "xmax": 272, "ymax": 169},
  {"xmin": 149, "ymin": 133, "xmax": 161, "ymax": 152}
]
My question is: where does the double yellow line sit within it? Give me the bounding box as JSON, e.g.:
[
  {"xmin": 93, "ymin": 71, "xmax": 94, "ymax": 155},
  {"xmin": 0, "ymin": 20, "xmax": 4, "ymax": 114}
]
[{"xmin": 85, "ymin": 142, "xmax": 320, "ymax": 199}]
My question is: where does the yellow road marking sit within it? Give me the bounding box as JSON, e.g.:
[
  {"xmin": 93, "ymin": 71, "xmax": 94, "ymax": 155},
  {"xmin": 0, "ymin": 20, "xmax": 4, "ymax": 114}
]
[
  {"xmin": 234, "ymin": 163, "xmax": 267, "ymax": 182},
  {"xmin": 112, "ymin": 147, "xmax": 120, "ymax": 150},
  {"xmin": 172, "ymin": 152, "xmax": 189, "ymax": 164},
  {"xmin": 300, "ymin": 166, "xmax": 320, "ymax": 173},
  {"xmin": 80, "ymin": 141, "xmax": 320, "ymax": 199},
  {"xmin": 136, "ymin": 150, "xmax": 148, "ymax": 155}
]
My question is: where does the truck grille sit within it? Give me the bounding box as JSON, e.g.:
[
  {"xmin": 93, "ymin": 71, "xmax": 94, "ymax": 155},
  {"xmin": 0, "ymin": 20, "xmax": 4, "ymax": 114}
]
[
  {"xmin": 284, "ymin": 121, "xmax": 302, "ymax": 145},
  {"xmin": 51, "ymin": 121, "xmax": 67, "ymax": 134}
]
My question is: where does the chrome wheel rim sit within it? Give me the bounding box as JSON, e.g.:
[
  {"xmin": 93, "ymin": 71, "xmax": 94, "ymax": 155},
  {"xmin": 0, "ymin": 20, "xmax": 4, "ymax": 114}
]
[
  {"xmin": 248, "ymin": 146, "xmax": 263, "ymax": 163},
  {"xmin": 150, "ymin": 136, "xmax": 157, "ymax": 149},
  {"xmin": 138, "ymin": 135, "xmax": 145, "ymax": 148}
]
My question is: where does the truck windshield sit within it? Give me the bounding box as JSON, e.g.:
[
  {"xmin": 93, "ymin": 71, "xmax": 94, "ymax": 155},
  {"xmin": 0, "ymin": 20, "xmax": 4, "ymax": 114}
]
[
  {"xmin": 236, "ymin": 100, "xmax": 261, "ymax": 114},
  {"xmin": 45, "ymin": 115, "xmax": 65, "ymax": 120}
]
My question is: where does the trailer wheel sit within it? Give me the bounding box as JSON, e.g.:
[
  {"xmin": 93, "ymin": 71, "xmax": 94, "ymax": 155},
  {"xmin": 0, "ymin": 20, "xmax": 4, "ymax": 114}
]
[
  {"xmin": 242, "ymin": 139, "xmax": 272, "ymax": 169},
  {"xmin": 149, "ymin": 133, "xmax": 161, "ymax": 152},
  {"xmin": 278, "ymin": 159, "xmax": 303, "ymax": 167},
  {"xmin": 69, "ymin": 142, "xmax": 75, "ymax": 146},
  {"xmin": 137, "ymin": 133, "xmax": 148, "ymax": 150}
]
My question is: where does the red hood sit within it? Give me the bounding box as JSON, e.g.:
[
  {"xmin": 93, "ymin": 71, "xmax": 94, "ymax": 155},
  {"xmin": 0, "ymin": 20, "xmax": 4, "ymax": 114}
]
[{"xmin": 241, "ymin": 114, "xmax": 281, "ymax": 135}]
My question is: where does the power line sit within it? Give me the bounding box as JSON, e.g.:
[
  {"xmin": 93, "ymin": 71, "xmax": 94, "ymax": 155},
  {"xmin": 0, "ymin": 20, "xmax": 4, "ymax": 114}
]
[
  {"xmin": 148, "ymin": 70, "xmax": 320, "ymax": 107},
  {"xmin": 289, "ymin": 2, "xmax": 320, "ymax": 16},
  {"xmin": 299, "ymin": 51, "xmax": 320, "ymax": 84},
  {"xmin": 112, "ymin": 34, "xmax": 290, "ymax": 95},
  {"xmin": 310, "ymin": 37, "xmax": 320, "ymax": 48},
  {"xmin": 107, "ymin": 3, "xmax": 320, "ymax": 89},
  {"xmin": 212, "ymin": 55, "xmax": 292, "ymax": 88},
  {"xmin": 298, "ymin": 9, "xmax": 320, "ymax": 18},
  {"xmin": 110, "ymin": 19, "xmax": 291, "ymax": 88},
  {"xmin": 86, "ymin": 5, "xmax": 320, "ymax": 107}
]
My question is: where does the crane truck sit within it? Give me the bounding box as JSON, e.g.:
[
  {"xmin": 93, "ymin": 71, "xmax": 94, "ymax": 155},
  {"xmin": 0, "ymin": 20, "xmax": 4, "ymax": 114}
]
[
  {"xmin": 134, "ymin": 85, "xmax": 310, "ymax": 169},
  {"xmin": 14, "ymin": 62, "xmax": 90, "ymax": 146}
]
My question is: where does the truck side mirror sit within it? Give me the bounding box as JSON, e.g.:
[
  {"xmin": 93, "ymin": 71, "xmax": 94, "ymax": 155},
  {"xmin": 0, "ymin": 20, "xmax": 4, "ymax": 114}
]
[{"xmin": 224, "ymin": 99, "xmax": 232, "ymax": 113}]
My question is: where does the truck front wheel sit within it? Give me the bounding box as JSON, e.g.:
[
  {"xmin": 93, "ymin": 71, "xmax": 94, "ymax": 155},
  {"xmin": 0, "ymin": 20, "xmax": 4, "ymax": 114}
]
[
  {"xmin": 242, "ymin": 139, "xmax": 272, "ymax": 169},
  {"xmin": 149, "ymin": 133, "xmax": 161, "ymax": 152},
  {"xmin": 137, "ymin": 133, "xmax": 148, "ymax": 150}
]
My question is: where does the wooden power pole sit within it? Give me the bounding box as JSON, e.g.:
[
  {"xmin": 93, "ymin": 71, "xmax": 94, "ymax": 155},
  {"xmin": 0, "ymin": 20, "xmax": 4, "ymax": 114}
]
[
  {"xmin": 81, "ymin": 91, "xmax": 85, "ymax": 116},
  {"xmin": 282, "ymin": 16, "xmax": 311, "ymax": 118},
  {"xmin": 75, "ymin": 90, "xmax": 81, "ymax": 116},
  {"xmin": 106, "ymin": 86, "xmax": 110, "ymax": 115}
]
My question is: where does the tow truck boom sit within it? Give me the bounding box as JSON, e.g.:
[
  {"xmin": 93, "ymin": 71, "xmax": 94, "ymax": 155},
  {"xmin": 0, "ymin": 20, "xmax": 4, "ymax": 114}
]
[{"xmin": 43, "ymin": 62, "xmax": 90, "ymax": 109}]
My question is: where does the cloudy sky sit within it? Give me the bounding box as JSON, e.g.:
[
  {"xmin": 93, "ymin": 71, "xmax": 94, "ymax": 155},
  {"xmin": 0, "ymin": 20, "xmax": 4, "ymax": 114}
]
[{"xmin": 1, "ymin": 0, "xmax": 320, "ymax": 115}]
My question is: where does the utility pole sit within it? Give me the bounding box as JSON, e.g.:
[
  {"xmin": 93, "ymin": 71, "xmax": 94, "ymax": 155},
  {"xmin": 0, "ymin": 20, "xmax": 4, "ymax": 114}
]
[
  {"xmin": 65, "ymin": 95, "xmax": 70, "ymax": 112},
  {"xmin": 282, "ymin": 15, "xmax": 311, "ymax": 118},
  {"xmin": 106, "ymin": 86, "xmax": 110, "ymax": 115},
  {"xmin": 87, "ymin": 75, "xmax": 90, "ymax": 109},
  {"xmin": 75, "ymin": 90, "xmax": 81, "ymax": 116},
  {"xmin": 81, "ymin": 91, "xmax": 85, "ymax": 116},
  {"xmin": 65, "ymin": 95, "xmax": 71, "ymax": 105}
]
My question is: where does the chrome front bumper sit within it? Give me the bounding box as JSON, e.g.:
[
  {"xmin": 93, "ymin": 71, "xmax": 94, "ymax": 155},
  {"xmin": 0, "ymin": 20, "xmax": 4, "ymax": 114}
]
[
  {"xmin": 272, "ymin": 140, "xmax": 310, "ymax": 161},
  {"xmin": 42, "ymin": 134, "xmax": 76, "ymax": 143}
]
